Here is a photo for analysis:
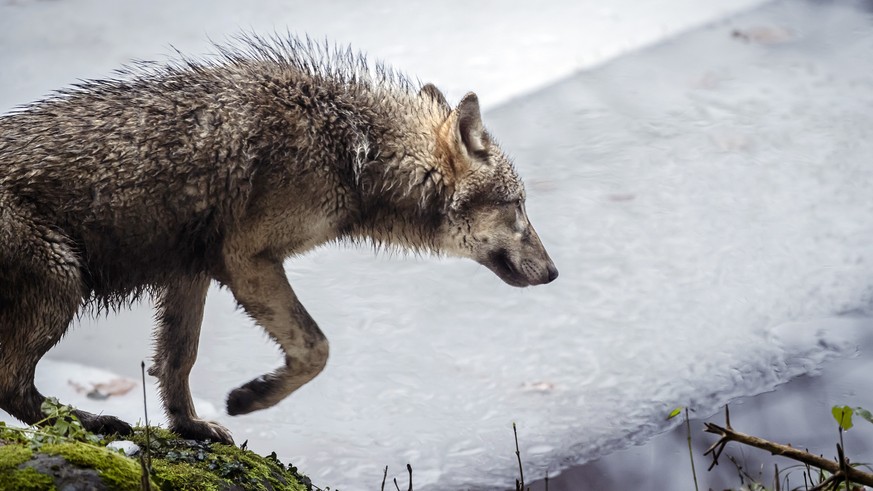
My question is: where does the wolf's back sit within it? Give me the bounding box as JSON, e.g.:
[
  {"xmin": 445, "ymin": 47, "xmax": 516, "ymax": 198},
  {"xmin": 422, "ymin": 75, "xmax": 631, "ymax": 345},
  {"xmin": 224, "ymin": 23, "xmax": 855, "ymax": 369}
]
[{"xmin": 0, "ymin": 68, "xmax": 265, "ymax": 298}]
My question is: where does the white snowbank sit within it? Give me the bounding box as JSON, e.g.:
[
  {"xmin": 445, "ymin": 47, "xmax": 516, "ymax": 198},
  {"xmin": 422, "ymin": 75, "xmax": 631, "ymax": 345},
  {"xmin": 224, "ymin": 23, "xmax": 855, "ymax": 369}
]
[
  {"xmin": 0, "ymin": 359, "xmax": 219, "ymax": 427},
  {"xmin": 0, "ymin": 0, "xmax": 765, "ymax": 111}
]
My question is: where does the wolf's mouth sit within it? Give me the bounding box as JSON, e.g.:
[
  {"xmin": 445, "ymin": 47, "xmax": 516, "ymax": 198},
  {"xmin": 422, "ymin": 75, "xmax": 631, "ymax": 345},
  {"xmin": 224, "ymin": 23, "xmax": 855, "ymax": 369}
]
[
  {"xmin": 485, "ymin": 249, "xmax": 531, "ymax": 287},
  {"xmin": 496, "ymin": 250, "xmax": 515, "ymax": 275}
]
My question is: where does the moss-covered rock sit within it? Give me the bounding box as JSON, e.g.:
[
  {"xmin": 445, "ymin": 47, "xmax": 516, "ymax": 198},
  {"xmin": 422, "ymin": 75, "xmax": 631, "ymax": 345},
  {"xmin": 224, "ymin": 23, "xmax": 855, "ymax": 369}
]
[
  {"xmin": 0, "ymin": 424, "xmax": 314, "ymax": 491},
  {"xmin": 0, "ymin": 445, "xmax": 57, "ymax": 491}
]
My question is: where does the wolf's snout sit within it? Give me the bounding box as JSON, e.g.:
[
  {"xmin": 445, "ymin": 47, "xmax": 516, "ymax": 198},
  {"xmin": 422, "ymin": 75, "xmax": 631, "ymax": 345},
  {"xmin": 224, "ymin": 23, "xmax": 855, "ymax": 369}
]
[
  {"xmin": 481, "ymin": 246, "xmax": 558, "ymax": 288},
  {"xmin": 530, "ymin": 257, "xmax": 558, "ymax": 285},
  {"xmin": 545, "ymin": 262, "xmax": 559, "ymax": 283}
]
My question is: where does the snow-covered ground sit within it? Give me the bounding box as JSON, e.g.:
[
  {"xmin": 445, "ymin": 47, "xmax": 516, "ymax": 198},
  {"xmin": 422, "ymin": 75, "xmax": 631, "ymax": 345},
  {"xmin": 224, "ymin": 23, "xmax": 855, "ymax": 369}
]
[
  {"xmin": 0, "ymin": 0, "xmax": 765, "ymax": 111},
  {"xmin": 4, "ymin": 0, "xmax": 873, "ymax": 489}
]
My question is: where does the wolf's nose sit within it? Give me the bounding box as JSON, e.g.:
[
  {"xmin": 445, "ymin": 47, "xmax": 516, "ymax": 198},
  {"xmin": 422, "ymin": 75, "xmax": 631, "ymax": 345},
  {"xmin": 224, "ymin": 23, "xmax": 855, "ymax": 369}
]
[{"xmin": 546, "ymin": 263, "xmax": 559, "ymax": 283}]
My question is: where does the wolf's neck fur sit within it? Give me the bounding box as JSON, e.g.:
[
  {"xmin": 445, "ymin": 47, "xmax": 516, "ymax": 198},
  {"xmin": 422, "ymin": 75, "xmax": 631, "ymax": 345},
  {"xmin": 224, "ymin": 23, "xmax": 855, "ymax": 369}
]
[
  {"xmin": 335, "ymin": 89, "xmax": 452, "ymax": 254},
  {"xmin": 208, "ymin": 36, "xmax": 455, "ymax": 254}
]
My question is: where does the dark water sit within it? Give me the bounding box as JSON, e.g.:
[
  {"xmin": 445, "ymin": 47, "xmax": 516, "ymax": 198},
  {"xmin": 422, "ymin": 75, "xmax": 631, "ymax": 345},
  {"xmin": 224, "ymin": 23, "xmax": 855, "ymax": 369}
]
[{"xmin": 534, "ymin": 319, "xmax": 873, "ymax": 490}]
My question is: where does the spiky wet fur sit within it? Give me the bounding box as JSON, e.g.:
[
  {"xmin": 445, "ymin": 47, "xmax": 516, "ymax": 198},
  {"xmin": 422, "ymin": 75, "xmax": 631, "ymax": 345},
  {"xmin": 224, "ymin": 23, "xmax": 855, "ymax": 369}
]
[
  {"xmin": 0, "ymin": 34, "xmax": 556, "ymax": 443},
  {"xmin": 2, "ymin": 35, "xmax": 451, "ymax": 308}
]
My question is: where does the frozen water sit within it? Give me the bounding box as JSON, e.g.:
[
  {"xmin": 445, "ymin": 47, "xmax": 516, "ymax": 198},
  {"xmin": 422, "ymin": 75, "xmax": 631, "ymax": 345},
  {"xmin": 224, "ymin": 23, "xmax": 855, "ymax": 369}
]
[
  {"xmin": 3, "ymin": 0, "xmax": 873, "ymax": 489},
  {"xmin": 485, "ymin": 2, "xmax": 873, "ymax": 487}
]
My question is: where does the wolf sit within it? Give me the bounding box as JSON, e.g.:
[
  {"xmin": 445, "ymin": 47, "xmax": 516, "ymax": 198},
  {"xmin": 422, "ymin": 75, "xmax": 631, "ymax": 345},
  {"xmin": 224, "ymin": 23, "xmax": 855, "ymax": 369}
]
[{"xmin": 0, "ymin": 35, "xmax": 558, "ymax": 444}]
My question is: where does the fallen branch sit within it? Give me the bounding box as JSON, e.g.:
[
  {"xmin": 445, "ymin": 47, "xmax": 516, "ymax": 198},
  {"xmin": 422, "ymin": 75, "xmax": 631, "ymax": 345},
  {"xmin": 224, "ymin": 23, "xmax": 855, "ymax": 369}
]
[{"xmin": 703, "ymin": 407, "xmax": 873, "ymax": 488}]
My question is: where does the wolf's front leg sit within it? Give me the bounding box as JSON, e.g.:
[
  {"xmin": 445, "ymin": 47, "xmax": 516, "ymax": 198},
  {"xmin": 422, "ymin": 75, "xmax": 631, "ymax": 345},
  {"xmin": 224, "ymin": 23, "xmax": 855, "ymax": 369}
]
[
  {"xmin": 222, "ymin": 257, "xmax": 329, "ymax": 416},
  {"xmin": 151, "ymin": 275, "xmax": 234, "ymax": 444}
]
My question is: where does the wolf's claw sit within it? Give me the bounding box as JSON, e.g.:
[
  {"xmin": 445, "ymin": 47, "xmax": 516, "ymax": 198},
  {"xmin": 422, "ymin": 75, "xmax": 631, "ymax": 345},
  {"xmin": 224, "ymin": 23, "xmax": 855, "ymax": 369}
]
[
  {"xmin": 171, "ymin": 418, "xmax": 234, "ymax": 445},
  {"xmin": 74, "ymin": 411, "xmax": 134, "ymax": 436}
]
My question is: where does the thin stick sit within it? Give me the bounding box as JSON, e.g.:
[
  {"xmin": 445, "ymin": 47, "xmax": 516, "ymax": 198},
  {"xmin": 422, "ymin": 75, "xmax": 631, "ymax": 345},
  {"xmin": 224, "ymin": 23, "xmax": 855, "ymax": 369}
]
[
  {"xmin": 839, "ymin": 428, "xmax": 852, "ymax": 491},
  {"xmin": 140, "ymin": 361, "xmax": 152, "ymax": 490},
  {"xmin": 406, "ymin": 463, "xmax": 413, "ymax": 491},
  {"xmin": 381, "ymin": 466, "xmax": 388, "ymax": 491},
  {"xmin": 139, "ymin": 454, "xmax": 151, "ymax": 491},
  {"xmin": 837, "ymin": 443, "xmax": 850, "ymax": 491},
  {"xmin": 685, "ymin": 408, "xmax": 699, "ymax": 491},
  {"xmin": 513, "ymin": 422, "xmax": 525, "ymax": 490},
  {"xmin": 808, "ymin": 473, "xmax": 840, "ymax": 491}
]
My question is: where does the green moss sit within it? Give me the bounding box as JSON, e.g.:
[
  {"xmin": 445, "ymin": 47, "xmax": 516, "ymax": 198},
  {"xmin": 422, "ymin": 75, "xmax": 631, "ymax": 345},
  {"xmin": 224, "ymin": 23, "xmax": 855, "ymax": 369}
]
[
  {"xmin": 0, "ymin": 445, "xmax": 56, "ymax": 491},
  {"xmin": 0, "ymin": 423, "xmax": 29, "ymax": 445},
  {"xmin": 128, "ymin": 426, "xmax": 177, "ymax": 443},
  {"xmin": 129, "ymin": 427, "xmax": 311, "ymax": 491},
  {"xmin": 42, "ymin": 442, "xmax": 144, "ymax": 490},
  {"xmin": 211, "ymin": 444, "xmax": 295, "ymax": 490},
  {"xmin": 0, "ymin": 466, "xmax": 57, "ymax": 491},
  {"xmin": 149, "ymin": 459, "xmax": 222, "ymax": 491},
  {"xmin": 0, "ymin": 444, "xmax": 33, "ymax": 470},
  {"xmin": 2, "ymin": 425, "xmax": 314, "ymax": 491}
]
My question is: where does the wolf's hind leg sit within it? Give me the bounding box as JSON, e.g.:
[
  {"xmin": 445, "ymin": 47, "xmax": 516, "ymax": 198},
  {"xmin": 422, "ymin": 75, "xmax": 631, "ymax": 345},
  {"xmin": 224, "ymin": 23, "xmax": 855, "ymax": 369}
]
[
  {"xmin": 0, "ymin": 220, "xmax": 131, "ymax": 435},
  {"xmin": 222, "ymin": 257, "xmax": 329, "ymax": 416},
  {"xmin": 150, "ymin": 275, "xmax": 233, "ymax": 444}
]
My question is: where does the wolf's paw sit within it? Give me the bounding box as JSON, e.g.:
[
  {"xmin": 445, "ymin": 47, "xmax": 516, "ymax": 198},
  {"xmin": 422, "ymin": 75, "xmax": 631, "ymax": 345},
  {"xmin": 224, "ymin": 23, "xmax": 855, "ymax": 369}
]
[
  {"xmin": 171, "ymin": 418, "xmax": 234, "ymax": 445},
  {"xmin": 74, "ymin": 411, "xmax": 133, "ymax": 436},
  {"xmin": 226, "ymin": 378, "xmax": 275, "ymax": 416}
]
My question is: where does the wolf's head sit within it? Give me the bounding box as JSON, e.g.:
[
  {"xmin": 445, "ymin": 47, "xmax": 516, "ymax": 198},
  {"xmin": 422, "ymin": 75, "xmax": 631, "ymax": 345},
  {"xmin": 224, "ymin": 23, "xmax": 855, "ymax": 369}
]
[{"xmin": 422, "ymin": 85, "xmax": 558, "ymax": 287}]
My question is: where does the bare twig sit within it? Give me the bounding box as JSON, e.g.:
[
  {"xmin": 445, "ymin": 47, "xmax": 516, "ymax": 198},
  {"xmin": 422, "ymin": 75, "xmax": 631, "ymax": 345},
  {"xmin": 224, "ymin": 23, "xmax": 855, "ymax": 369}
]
[
  {"xmin": 685, "ymin": 408, "xmax": 699, "ymax": 491},
  {"xmin": 728, "ymin": 453, "xmax": 772, "ymax": 487},
  {"xmin": 139, "ymin": 454, "xmax": 151, "ymax": 491},
  {"xmin": 804, "ymin": 457, "xmax": 813, "ymax": 491},
  {"xmin": 140, "ymin": 361, "xmax": 152, "ymax": 491},
  {"xmin": 703, "ymin": 412, "xmax": 873, "ymax": 487},
  {"xmin": 513, "ymin": 422, "xmax": 525, "ymax": 491},
  {"xmin": 839, "ymin": 433, "xmax": 853, "ymax": 491},
  {"xmin": 382, "ymin": 463, "xmax": 412, "ymax": 491},
  {"xmin": 807, "ymin": 472, "xmax": 840, "ymax": 491}
]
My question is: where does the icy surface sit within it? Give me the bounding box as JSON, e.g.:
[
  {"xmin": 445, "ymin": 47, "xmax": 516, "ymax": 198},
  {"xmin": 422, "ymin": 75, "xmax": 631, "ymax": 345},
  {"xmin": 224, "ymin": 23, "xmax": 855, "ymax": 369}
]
[{"xmin": 3, "ymin": 0, "xmax": 873, "ymax": 490}]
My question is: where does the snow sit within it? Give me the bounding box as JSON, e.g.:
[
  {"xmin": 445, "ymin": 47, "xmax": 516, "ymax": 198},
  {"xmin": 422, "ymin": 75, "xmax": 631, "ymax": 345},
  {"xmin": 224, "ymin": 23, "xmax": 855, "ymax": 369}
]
[
  {"xmin": 106, "ymin": 440, "xmax": 141, "ymax": 457},
  {"xmin": 0, "ymin": 359, "xmax": 219, "ymax": 429},
  {"xmin": 0, "ymin": 0, "xmax": 764, "ymax": 111},
  {"xmin": 5, "ymin": 0, "xmax": 873, "ymax": 490}
]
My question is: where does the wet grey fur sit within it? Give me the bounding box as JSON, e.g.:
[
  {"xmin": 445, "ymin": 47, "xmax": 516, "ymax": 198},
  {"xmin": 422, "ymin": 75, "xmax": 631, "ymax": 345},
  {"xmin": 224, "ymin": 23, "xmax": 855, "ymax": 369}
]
[{"xmin": 0, "ymin": 34, "xmax": 557, "ymax": 443}]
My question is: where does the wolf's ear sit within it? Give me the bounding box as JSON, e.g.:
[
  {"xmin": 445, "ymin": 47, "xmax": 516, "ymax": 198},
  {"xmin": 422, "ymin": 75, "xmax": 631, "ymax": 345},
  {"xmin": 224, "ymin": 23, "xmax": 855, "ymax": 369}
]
[
  {"xmin": 419, "ymin": 83, "xmax": 449, "ymax": 110},
  {"xmin": 455, "ymin": 92, "xmax": 486, "ymax": 156}
]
